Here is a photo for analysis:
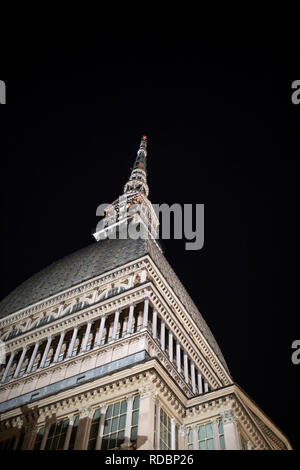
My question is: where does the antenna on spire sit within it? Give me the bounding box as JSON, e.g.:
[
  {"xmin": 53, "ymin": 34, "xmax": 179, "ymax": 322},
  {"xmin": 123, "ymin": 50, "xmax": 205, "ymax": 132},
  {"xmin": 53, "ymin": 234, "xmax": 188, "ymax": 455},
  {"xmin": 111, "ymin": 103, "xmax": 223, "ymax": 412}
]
[{"xmin": 123, "ymin": 136, "xmax": 149, "ymax": 197}]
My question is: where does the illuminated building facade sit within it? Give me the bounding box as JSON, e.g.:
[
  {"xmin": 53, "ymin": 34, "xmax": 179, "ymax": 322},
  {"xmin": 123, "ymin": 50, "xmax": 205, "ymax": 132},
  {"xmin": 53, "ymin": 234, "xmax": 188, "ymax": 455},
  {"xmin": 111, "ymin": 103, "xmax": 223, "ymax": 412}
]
[{"xmin": 0, "ymin": 137, "xmax": 291, "ymax": 450}]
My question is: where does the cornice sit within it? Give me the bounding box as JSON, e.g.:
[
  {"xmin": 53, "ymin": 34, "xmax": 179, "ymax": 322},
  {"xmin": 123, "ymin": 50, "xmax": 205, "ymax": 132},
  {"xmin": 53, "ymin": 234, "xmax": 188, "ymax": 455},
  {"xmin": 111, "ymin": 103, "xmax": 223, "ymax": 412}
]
[
  {"xmin": 0, "ymin": 258, "xmax": 149, "ymax": 329},
  {"xmin": 3, "ymin": 283, "xmax": 152, "ymax": 351},
  {"xmin": 144, "ymin": 257, "xmax": 232, "ymax": 384}
]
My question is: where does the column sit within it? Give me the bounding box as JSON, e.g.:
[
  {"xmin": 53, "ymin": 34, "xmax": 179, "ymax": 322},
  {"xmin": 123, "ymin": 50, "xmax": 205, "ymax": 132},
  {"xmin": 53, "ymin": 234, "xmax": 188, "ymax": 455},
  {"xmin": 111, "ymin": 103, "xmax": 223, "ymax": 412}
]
[
  {"xmin": 21, "ymin": 423, "xmax": 38, "ymax": 450},
  {"xmin": 26, "ymin": 342, "xmax": 39, "ymax": 374},
  {"xmin": 168, "ymin": 331, "xmax": 173, "ymax": 362},
  {"xmin": 183, "ymin": 350, "xmax": 189, "ymax": 383},
  {"xmin": 220, "ymin": 410, "xmax": 241, "ymax": 450},
  {"xmin": 74, "ymin": 407, "xmax": 94, "ymax": 450},
  {"xmin": 197, "ymin": 370, "xmax": 203, "ymax": 394},
  {"xmin": 40, "ymin": 336, "xmax": 52, "ymax": 368},
  {"xmin": 1, "ymin": 351, "xmax": 15, "ymax": 382},
  {"xmin": 192, "ymin": 424, "xmax": 199, "ymax": 450},
  {"xmin": 152, "ymin": 309, "xmax": 157, "ymax": 339},
  {"xmin": 136, "ymin": 386, "xmax": 156, "ymax": 450},
  {"xmin": 176, "ymin": 341, "xmax": 181, "ymax": 373},
  {"xmin": 122, "ymin": 394, "xmax": 134, "ymax": 448},
  {"xmin": 13, "ymin": 347, "xmax": 27, "ymax": 378},
  {"xmin": 212, "ymin": 418, "xmax": 221, "ymax": 450},
  {"xmin": 63, "ymin": 416, "xmax": 74, "ymax": 450},
  {"xmin": 91, "ymin": 289, "xmax": 98, "ymax": 303},
  {"xmin": 112, "ymin": 310, "xmax": 120, "ymax": 340},
  {"xmin": 178, "ymin": 425, "xmax": 186, "ymax": 451},
  {"xmin": 67, "ymin": 327, "xmax": 78, "ymax": 357},
  {"xmin": 128, "ymin": 274, "xmax": 134, "ymax": 288},
  {"xmin": 53, "ymin": 332, "xmax": 65, "ymax": 362},
  {"xmin": 140, "ymin": 269, "xmax": 147, "ymax": 283},
  {"xmin": 95, "ymin": 404, "xmax": 108, "ymax": 450},
  {"xmin": 40, "ymin": 421, "xmax": 51, "ymax": 450},
  {"xmin": 160, "ymin": 320, "xmax": 165, "ymax": 351},
  {"xmin": 96, "ymin": 315, "xmax": 106, "ymax": 345},
  {"xmin": 190, "ymin": 361, "xmax": 196, "ymax": 393},
  {"xmin": 155, "ymin": 400, "xmax": 161, "ymax": 450},
  {"xmin": 142, "ymin": 298, "xmax": 149, "ymax": 329},
  {"xmin": 81, "ymin": 321, "xmax": 92, "ymax": 352},
  {"xmin": 127, "ymin": 305, "xmax": 134, "ymax": 334},
  {"xmin": 204, "ymin": 378, "xmax": 209, "ymax": 392},
  {"xmin": 57, "ymin": 304, "xmax": 64, "ymax": 317},
  {"xmin": 171, "ymin": 418, "xmax": 176, "ymax": 450}
]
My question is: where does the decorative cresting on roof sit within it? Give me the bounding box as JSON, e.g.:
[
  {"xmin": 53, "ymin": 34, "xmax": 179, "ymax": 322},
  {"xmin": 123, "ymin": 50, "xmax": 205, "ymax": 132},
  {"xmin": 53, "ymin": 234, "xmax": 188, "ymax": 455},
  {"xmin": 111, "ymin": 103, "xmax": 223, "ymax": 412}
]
[{"xmin": 123, "ymin": 136, "xmax": 149, "ymax": 197}]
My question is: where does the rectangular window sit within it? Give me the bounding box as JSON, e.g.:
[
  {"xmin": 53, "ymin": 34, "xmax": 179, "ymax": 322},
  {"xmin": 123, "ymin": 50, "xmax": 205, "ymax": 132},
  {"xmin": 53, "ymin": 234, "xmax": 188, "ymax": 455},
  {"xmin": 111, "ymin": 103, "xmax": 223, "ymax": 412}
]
[
  {"xmin": 218, "ymin": 421, "xmax": 226, "ymax": 450},
  {"xmin": 198, "ymin": 423, "xmax": 214, "ymax": 450},
  {"xmin": 130, "ymin": 395, "xmax": 140, "ymax": 448},
  {"xmin": 159, "ymin": 408, "xmax": 171, "ymax": 450},
  {"xmin": 101, "ymin": 399, "xmax": 127, "ymax": 450},
  {"xmin": 175, "ymin": 424, "xmax": 179, "ymax": 450},
  {"xmin": 187, "ymin": 428, "xmax": 193, "ymax": 450},
  {"xmin": 45, "ymin": 419, "xmax": 69, "ymax": 450}
]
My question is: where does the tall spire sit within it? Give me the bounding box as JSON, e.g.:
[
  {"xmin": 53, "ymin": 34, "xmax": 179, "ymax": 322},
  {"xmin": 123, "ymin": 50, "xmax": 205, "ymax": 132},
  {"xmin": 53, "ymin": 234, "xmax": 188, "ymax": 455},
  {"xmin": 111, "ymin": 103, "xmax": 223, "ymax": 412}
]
[
  {"xmin": 93, "ymin": 135, "xmax": 159, "ymax": 245},
  {"xmin": 123, "ymin": 136, "xmax": 149, "ymax": 197}
]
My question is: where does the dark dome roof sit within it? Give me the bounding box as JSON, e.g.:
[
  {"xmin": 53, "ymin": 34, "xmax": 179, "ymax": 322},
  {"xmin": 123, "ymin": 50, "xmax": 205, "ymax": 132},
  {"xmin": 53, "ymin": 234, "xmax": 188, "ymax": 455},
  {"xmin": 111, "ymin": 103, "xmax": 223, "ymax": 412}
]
[{"xmin": 0, "ymin": 238, "xmax": 229, "ymax": 373}]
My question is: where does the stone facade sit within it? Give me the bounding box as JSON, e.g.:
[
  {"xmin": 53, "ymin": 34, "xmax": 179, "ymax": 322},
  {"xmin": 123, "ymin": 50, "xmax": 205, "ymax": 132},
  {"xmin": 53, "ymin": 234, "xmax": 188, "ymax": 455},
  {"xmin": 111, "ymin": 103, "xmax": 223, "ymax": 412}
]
[{"xmin": 0, "ymin": 137, "xmax": 292, "ymax": 450}]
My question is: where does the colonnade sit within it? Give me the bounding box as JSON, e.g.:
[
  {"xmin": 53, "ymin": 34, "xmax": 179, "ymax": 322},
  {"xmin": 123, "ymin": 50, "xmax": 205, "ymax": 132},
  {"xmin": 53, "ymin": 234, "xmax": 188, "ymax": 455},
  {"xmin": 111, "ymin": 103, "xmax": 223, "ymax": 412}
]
[{"xmin": 0, "ymin": 298, "xmax": 210, "ymax": 394}]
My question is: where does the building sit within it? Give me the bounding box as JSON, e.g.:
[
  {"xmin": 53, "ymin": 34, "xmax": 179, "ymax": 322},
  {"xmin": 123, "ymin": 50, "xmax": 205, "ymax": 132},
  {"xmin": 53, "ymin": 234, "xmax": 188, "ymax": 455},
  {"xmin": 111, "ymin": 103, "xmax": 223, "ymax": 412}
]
[{"xmin": 0, "ymin": 137, "xmax": 292, "ymax": 450}]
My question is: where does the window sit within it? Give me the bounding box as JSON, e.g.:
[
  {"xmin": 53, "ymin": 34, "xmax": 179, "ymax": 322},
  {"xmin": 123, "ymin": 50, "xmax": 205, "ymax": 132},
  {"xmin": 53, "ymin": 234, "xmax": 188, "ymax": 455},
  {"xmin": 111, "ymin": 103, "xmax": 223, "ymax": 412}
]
[
  {"xmin": 175, "ymin": 424, "xmax": 179, "ymax": 450},
  {"xmin": 68, "ymin": 415, "xmax": 79, "ymax": 450},
  {"xmin": 34, "ymin": 427, "xmax": 45, "ymax": 450},
  {"xmin": 130, "ymin": 395, "xmax": 140, "ymax": 447},
  {"xmin": 198, "ymin": 423, "xmax": 214, "ymax": 450},
  {"xmin": 4, "ymin": 328, "xmax": 21, "ymax": 341},
  {"xmin": 66, "ymin": 301, "xmax": 89, "ymax": 316},
  {"xmin": 103, "ymin": 286, "xmax": 125, "ymax": 300},
  {"xmin": 16, "ymin": 432, "xmax": 25, "ymax": 450},
  {"xmin": 159, "ymin": 408, "xmax": 171, "ymax": 450},
  {"xmin": 45, "ymin": 419, "xmax": 69, "ymax": 450},
  {"xmin": 187, "ymin": 428, "xmax": 193, "ymax": 450},
  {"xmin": 34, "ymin": 316, "xmax": 53, "ymax": 329},
  {"xmin": 87, "ymin": 408, "xmax": 101, "ymax": 450},
  {"xmin": 0, "ymin": 436, "xmax": 16, "ymax": 450},
  {"xmin": 218, "ymin": 421, "xmax": 226, "ymax": 450},
  {"xmin": 101, "ymin": 400, "xmax": 127, "ymax": 450}
]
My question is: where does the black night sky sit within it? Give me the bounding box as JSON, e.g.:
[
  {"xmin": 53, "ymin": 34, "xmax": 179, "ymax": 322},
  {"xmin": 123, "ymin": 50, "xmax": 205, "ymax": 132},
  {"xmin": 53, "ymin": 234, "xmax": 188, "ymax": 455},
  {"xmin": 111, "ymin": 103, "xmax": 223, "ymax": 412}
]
[{"xmin": 0, "ymin": 11, "xmax": 299, "ymax": 450}]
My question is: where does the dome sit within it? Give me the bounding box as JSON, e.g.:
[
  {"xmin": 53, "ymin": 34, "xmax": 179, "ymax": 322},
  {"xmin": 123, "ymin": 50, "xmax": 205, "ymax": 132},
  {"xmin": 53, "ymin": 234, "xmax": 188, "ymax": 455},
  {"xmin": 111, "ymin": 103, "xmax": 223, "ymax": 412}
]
[{"xmin": 0, "ymin": 237, "xmax": 229, "ymax": 372}]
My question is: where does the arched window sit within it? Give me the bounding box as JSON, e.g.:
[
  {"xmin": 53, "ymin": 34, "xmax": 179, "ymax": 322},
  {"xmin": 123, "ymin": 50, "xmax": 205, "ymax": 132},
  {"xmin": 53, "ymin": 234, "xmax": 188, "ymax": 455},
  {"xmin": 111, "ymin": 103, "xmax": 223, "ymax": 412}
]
[{"xmin": 87, "ymin": 408, "xmax": 101, "ymax": 450}]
